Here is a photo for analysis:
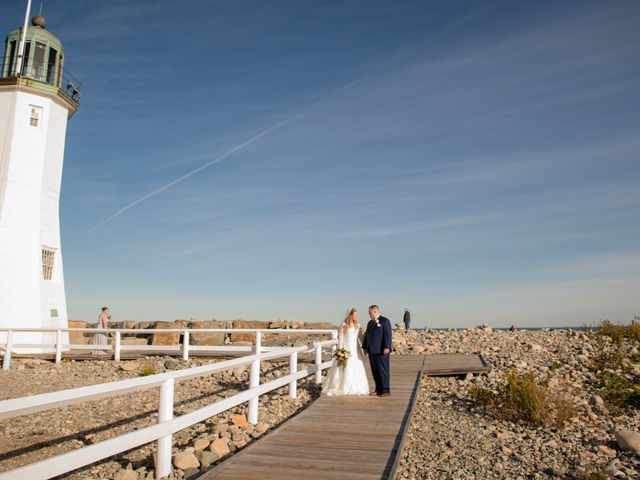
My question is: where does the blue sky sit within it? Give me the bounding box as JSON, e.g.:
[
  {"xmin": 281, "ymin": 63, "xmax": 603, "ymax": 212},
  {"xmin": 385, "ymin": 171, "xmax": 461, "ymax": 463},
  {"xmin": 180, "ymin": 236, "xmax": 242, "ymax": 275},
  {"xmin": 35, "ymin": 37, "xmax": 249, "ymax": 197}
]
[{"xmin": 3, "ymin": 0, "xmax": 639, "ymax": 327}]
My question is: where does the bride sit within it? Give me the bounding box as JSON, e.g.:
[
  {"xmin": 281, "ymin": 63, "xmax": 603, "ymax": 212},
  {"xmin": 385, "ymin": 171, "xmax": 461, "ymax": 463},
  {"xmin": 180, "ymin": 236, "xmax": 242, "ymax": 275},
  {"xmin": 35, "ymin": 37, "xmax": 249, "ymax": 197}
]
[{"xmin": 323, "ymin": 307, "xmax": 370, "ymax": 396}]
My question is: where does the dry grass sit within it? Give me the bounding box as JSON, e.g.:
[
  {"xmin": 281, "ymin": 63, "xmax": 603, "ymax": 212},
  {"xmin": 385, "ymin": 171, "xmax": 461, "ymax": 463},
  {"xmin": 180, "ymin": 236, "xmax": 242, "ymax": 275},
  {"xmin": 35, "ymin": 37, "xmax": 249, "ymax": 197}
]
[
  {"xmin": 572, "ymin": 470, "xmax": 608, "ymax": 480},
  {"xmin": 501, "ymin": 370, "xmax": 548, "ymax": 423},
  {"xmin": 469, "ymin": 369, "xmax": 577, "ymax": 426},
  {"xmin": 140, "ymin": 363, "xmax": 157, "ymax": 376},
  {"xmin": 468, "ymin": 386, "xmax": 496, "ymax": 407},
  {"xmin": 549, "ymin": 392, "xmax": 578, "ymax": 428},
  {"xmin": 598, "ymin": 319, "xmax": 640, "ymax": 345}
]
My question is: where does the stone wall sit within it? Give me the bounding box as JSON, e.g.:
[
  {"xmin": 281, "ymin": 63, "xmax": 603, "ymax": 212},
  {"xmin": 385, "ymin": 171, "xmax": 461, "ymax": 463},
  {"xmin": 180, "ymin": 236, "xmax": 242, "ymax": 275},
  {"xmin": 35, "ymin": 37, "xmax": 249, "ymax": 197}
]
[
  {"xmin": 65, "ymin": 319, "xmax": 336, "ymax": 347},
  {"xmin": 189, "ymin": 321, "xmax": 229, "ymax": 345},
  {"xmin": 67, "ymin": 320, "xmax": 90, "ymax": 344},
  {"xmin": 152, "ymin": 320, "xmax": 189, "ymax": 346}
]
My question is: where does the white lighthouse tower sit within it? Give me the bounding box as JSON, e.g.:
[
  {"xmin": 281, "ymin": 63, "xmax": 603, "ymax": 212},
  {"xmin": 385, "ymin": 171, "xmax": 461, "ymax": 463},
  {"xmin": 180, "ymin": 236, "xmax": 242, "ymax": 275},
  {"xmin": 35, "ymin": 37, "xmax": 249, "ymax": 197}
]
[{"xmin": 0, "ymin": 9, "xmax": 80, "ymax": 352}]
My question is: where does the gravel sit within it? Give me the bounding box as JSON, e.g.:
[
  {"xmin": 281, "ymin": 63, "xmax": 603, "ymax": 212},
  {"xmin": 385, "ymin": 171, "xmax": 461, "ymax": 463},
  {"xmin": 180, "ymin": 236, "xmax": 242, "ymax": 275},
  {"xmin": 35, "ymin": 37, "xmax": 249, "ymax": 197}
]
[
  {"xmin": 394, "ymin": 327, "xmax": 640, "ymax": 479},
  {"xmin": 0, "ymin": 356, "xmax": 319, "ymax": 479}
]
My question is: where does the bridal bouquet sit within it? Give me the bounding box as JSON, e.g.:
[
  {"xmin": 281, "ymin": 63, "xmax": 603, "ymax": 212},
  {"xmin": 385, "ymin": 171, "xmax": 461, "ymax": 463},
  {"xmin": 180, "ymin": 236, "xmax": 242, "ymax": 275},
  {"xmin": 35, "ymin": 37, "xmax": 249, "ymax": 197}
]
[{"xmin": 334, "ymin": 347, "xmax": 350, "ymax": 371}]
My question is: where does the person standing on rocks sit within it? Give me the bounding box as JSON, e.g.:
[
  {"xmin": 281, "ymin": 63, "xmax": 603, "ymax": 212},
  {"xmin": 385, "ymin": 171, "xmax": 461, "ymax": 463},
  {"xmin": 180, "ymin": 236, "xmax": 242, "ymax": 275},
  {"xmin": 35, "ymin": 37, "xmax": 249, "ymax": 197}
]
[
  {"xmin": 92, "ymin": 306, "xmax": 110, "ymax": 356},
  {"xmin": 362, "ymin": 305, "xmax": 392, "ymax": 397},
  {"xmin": 403, "ymin": 308, "xmax": 411, "ymax": 330}
]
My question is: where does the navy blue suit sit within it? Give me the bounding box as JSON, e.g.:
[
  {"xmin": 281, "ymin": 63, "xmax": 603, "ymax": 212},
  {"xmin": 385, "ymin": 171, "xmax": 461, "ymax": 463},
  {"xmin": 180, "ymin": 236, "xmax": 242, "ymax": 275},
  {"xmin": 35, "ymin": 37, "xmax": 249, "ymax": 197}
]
[{"xmin": 362, "ymin": 316, "xmax": 392, "ymax": 394}]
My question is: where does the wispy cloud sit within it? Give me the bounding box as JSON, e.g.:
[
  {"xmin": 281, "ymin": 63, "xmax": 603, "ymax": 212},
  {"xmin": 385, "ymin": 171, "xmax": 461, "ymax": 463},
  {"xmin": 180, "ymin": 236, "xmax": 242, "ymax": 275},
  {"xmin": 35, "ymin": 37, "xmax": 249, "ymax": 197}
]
[
  {"xmin": 83, "ymin": 0, "xmax": 507, "ymax": 231},
  {"xmin": 339, "ymin": 213, "xmax": 505, "ymax": 239},
  {"xmin": 88, "ymin": 116, "xmax": 296, "ymax": 230},
  {"xmin": 397, "ymin": 135, "xmax": 640, "ymax": 189},
  {"xmin": 463, "ymin": 251, "xmax": 640, "ymax": 324}
]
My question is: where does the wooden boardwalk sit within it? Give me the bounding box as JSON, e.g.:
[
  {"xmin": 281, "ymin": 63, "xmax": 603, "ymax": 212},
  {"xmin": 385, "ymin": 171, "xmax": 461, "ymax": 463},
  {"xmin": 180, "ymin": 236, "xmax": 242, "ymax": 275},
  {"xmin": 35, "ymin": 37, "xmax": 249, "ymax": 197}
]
[
  {"xmin": 198, "ymin": 356, "xmax": 425, "ymax": 480},
  {"xmin": 197, "ymin": 354, "xmax": 486, "ymax": 480},
  {"xmin": 423, "ymin": 353, "xmax": 488, "ymax": 376}
]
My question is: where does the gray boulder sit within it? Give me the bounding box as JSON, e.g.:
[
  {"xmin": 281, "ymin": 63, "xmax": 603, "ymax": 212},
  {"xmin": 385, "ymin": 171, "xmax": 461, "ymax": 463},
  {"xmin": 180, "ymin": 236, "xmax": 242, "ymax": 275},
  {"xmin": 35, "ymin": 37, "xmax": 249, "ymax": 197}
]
[{"xmin": 615, "ymin": 429, "xmax": 640, "ymax": 453}]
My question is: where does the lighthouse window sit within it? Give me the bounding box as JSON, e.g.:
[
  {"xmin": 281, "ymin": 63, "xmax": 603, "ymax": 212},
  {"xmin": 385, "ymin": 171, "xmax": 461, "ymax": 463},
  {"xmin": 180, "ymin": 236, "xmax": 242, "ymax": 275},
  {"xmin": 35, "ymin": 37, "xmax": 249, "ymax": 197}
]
[
  {"xmin": 21, "ymin": 42, "xmax": 30, "ymax": 76},
  {"xmin": 34, "ymin": 42, "xmax": 46, "ymax": 81},
  {"xmin": 46, "ymin": 48, "xmax": 58, "ymax": 85},
  {"xmin": 29, "ymin": 105, "xmax": 42, "ymax": 127},
  {"xmin": 58, "ymin": 55, "xmax": 63, "ymax": 83},
  {"xmin": 42, "ymin": 248, "xmax": 55, "ymax": 281},
  {"xmin": 4, "ymin": 40, "xmax": 16, "ymax": 77}
]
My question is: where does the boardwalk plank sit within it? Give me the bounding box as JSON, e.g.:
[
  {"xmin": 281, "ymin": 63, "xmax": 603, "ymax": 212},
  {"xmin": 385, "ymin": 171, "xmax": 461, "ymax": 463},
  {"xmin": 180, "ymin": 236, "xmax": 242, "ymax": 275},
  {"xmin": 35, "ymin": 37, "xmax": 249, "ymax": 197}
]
[{"xmin": 422, "ymin": 353, "xmax": 488, "ymax": 376}]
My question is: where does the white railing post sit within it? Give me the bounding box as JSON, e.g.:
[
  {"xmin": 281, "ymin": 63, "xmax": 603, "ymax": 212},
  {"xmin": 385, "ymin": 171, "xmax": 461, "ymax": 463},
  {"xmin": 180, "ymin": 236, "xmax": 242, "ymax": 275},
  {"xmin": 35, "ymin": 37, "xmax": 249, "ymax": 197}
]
[
  {"xmin": 3, "ymin": 330, "xmax": 13, "ymax": 371},
  {"xmin": 114, "ymin": 331, "xmax": 121, "ymax": 362},
  {"xmin": 289, "ymin": 351, "xmax": 298, "ymax": 399},
  {"xmin": 156, "ymin": 377, "xmax": 174, "ymax": 480},
  {"xmin": 55, "ymin": 329, "xmax": 62, "ymax": 364},
  {"xmin": 248, "ymin": 331, "xmax": 261, "ymax": 425},
  {"xmin": 182, "ymin": 330, "xmax": 190, "ymax": 361},
  {"xmin": 315, "ymin": 343, "xmax": 322, "ymax": 384}
]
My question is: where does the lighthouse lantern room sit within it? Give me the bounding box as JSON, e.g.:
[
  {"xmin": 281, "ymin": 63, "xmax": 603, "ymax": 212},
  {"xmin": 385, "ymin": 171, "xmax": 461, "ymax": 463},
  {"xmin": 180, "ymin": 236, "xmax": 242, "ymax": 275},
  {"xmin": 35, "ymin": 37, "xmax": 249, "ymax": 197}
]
[{"xmin": 0, "ymin": 8, "xmax": 80, "ymax": 353}]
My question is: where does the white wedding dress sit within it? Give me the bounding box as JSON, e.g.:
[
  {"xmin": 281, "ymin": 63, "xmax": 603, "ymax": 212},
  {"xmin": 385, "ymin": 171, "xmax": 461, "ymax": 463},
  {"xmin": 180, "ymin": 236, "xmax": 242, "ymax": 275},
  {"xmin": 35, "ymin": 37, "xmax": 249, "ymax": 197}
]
[{"xmin": 323, "ymin": 326, "xmax": 370, "ymax": 396}]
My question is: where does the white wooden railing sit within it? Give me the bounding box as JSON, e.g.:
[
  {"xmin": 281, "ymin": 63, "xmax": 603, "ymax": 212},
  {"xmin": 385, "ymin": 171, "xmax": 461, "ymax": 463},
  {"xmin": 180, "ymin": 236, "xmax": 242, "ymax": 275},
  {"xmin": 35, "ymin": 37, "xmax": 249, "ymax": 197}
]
[
  {"xmin": 0, "ymin": 327, "xmax": 338, "ymax": 370},
  {"xmin": 0, "ymin": 335, "xmax": 338, "ymax": 480}
]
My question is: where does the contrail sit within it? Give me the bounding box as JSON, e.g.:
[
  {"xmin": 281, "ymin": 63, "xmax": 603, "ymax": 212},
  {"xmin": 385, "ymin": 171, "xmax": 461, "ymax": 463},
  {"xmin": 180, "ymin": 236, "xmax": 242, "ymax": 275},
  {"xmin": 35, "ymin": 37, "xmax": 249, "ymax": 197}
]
[
  {"xmin": 90, "ymin": 1, "xmax": 502, "ymax": 231},
  {"xmin": 88, "ymin": 116, "xmax": 295, "ymax": 231}
]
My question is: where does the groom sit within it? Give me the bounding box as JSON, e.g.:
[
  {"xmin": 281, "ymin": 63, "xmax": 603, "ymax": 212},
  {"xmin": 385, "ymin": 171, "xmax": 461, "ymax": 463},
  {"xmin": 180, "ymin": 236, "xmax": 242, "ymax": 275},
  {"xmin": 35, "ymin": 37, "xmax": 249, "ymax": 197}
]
[{"xmin": 362, "ymin": 304, "xmax": 392, "ymax": 397}]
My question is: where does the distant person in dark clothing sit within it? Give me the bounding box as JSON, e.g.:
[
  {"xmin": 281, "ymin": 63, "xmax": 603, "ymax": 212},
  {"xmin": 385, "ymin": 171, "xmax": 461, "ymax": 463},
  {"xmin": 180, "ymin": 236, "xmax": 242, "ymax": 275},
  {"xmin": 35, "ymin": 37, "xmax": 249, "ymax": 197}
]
[{"xmin": 403, "ymin": 308, "xmax": 411, "ymax": 330}]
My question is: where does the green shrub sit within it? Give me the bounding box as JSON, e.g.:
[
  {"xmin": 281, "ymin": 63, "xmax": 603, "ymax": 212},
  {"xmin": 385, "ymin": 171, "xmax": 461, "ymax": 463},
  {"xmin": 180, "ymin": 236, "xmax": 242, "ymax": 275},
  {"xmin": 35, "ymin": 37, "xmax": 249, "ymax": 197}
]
[
  {"xmin": 628, "ymin": 390, "xmax": 640, "ymax": 407},
  {"xmin": 589, "ymin": 348, "xmax": 625, "ymax": 372},
  {"xmin": 469, "ymin": 386, "xmax": 496, "ymax": 407},
  {"xmin": 549, "ymin": 361, "xmax": 563, "ymax": 371},
  {"xmin": 587, "ymin": 340, "xmax": 640, "ymax": 411},
  {"xmin": 599, "ymin": 372, "xmax": 640, "ymax": 410},
  {"xmin": 501, "ymin": 370, "xmax": 548, "ymax": 423},
  {"xmin": 598, "ymin": 320, "xmax": 640, "ymax": 344},
  {"xmin": 140, "ymin": 363, "xmax": 156, "ymax": 376}
]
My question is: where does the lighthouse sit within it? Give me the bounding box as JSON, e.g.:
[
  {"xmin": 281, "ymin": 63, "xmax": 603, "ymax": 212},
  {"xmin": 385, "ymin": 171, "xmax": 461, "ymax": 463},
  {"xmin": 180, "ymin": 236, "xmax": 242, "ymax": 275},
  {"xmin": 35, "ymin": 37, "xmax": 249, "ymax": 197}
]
[{"xmin": 0, "ymin": 11, "xmax": 80, "ymax": 352}]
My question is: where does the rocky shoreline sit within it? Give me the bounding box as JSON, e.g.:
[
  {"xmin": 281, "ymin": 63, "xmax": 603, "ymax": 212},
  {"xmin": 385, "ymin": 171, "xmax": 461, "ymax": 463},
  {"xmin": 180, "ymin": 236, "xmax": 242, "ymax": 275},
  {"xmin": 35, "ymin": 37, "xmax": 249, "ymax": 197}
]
[
  {"xmin": 2, "ymin": 324, "xmax": 640, "ymax": 479},
  {"xmin": 394, "ymin": 326, "xmax": 640, "ymax": 479}
]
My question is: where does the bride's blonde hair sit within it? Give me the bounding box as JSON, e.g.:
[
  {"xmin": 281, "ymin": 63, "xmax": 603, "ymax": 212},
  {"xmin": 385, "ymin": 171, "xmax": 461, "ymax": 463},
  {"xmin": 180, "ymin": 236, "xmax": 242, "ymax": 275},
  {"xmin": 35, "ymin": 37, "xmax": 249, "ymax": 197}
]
[{"xmin": 341, "ymin": 307, "xmax": 360, "ymax": 331}]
